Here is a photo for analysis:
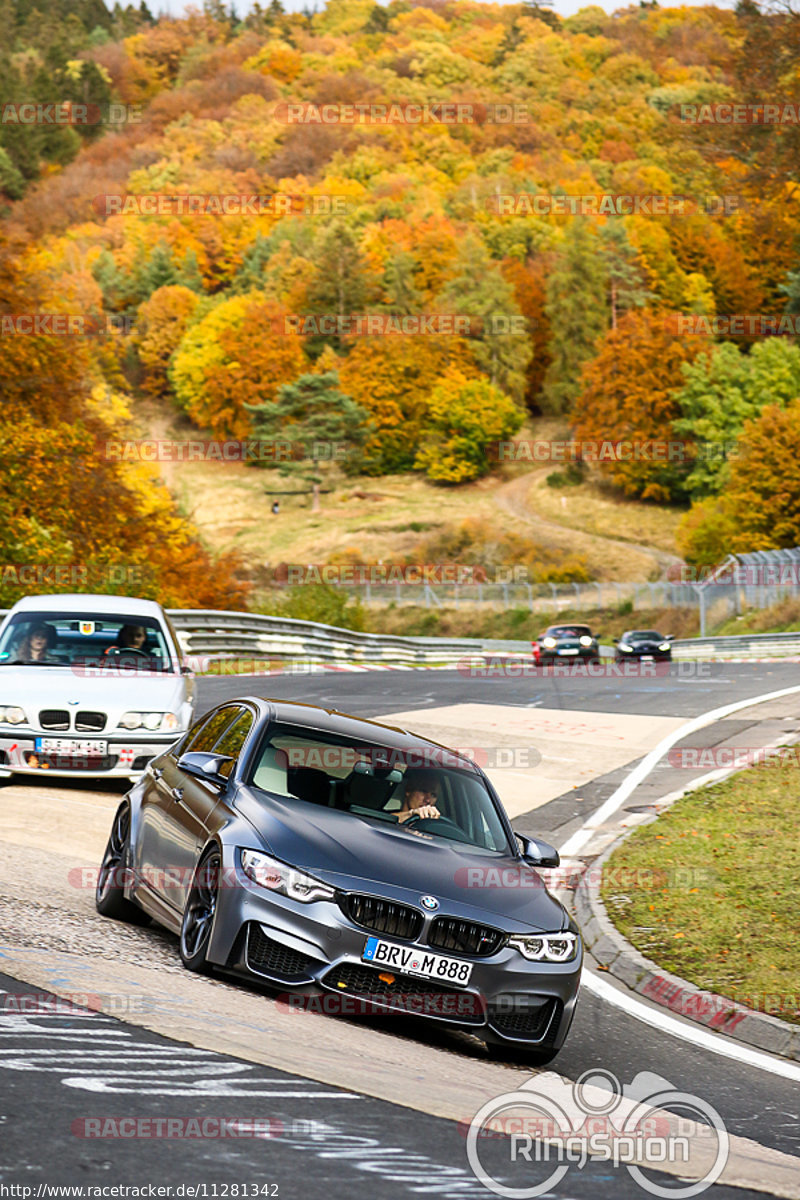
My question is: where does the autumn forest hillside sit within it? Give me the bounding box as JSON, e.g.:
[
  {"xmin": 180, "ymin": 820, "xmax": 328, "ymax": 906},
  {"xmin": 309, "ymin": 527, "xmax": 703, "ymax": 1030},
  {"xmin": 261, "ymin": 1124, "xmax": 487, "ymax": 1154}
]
[{"xmin": 2, "ymin": 0, "xmax": 800, "ymax": 609}]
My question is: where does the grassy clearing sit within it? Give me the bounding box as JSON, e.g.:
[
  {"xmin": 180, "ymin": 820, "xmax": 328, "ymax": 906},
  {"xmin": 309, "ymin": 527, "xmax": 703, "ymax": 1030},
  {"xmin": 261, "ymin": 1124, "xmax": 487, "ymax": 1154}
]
[
  {"xmin": 713, "ymin": 598, "xmax": 800, "ymax": 637},
  {"xmin": 142, "ymin": 400, "xmax": 677, "ymax": 583},
  {"xmin": 527, "ymin": 471, "xmax": 684, "ymax": 556},
  {"xmin": 601, "ymin": 761, "xmax": 800, "ymax": 1023}
]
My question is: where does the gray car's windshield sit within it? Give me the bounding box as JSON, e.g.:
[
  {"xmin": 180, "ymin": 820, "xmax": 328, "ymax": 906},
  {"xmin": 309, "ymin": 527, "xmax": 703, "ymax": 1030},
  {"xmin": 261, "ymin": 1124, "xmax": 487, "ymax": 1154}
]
[
  {"xmin": 248, "ymin": 727, "xmax": 513, "ymax": 854},
  {"xmin": 0, "ymin": 612, "xmax": 176, "ymax": 672}
]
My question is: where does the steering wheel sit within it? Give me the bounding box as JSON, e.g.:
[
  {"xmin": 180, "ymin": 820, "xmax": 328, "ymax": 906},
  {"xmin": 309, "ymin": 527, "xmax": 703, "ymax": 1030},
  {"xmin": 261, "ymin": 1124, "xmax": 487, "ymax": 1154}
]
[
  {"xmin": 402, "ymin": 814, "xmax": 472, "ymax": 843},
  {"xmin": 106, "ymin": 646, "xmax": 150, "ymax": 659}
]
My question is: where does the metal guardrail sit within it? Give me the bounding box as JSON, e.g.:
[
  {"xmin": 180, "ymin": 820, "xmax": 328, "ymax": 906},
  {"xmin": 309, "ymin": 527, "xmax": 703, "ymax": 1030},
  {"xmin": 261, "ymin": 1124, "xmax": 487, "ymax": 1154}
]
[
  {"xmin": 0, "ymin": 608, "xmax": 798, "ymax": 662},
  {"xmin": 167, "ymin": 609, "xmax": 491, "ymax": 665},
  {"xmin": 670, "ymin": 632, "xmax": 800, "ymax": 659}
]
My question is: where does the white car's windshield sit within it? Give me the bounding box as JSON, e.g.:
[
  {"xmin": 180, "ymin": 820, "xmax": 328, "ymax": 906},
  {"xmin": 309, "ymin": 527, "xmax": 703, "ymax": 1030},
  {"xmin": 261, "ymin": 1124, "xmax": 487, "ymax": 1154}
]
[{"xmin": 0, "ymin": 612, "xmax": 176, "ymax": 673}]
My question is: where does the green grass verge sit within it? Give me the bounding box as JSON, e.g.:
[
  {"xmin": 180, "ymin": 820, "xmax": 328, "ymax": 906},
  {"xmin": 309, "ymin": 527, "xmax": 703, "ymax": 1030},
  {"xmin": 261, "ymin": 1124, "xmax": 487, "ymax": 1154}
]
[{"xmin": 601, "ymin": 759, "xmax": 800, "ymax": 1024}]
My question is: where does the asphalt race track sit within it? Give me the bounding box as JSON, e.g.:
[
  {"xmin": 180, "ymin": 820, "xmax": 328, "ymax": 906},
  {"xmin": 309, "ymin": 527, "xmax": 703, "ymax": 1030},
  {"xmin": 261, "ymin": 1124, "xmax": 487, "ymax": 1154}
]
[{"xmin": 2, "ymin": 660, "xmax": 799, "ymax": 1198}]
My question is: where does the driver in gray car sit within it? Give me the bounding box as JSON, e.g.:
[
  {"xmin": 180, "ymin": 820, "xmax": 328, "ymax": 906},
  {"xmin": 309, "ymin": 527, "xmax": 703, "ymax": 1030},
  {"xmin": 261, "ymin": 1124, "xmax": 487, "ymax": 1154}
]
[{"xmin": 394, "ymin": 767, "xmax": 441, "ymax": 822}]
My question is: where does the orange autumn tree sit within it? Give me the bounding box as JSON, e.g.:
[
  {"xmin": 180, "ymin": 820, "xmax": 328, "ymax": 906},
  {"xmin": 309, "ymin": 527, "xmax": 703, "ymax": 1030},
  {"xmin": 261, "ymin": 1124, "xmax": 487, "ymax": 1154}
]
[
  {"xmin": 135, "ymin": 284, "xmax": 201, "ymax": 397},
  {"xmin": 170, "ymin": 292, "xmax": 307, "ymax": 439},
  {"xmin": 337, "ymin": 335, "xmax": 479, "ymax": 473},
  {"xmin": 678, "ymin": 399, "xmax": 800, "ymax": 566},
  {"xmin": 571, "ymin": 309, "xmax": 708, "ymax": 501},
  {"xmin": 0, "ymin": 237, "xmax": 248, "ymax": 609}
]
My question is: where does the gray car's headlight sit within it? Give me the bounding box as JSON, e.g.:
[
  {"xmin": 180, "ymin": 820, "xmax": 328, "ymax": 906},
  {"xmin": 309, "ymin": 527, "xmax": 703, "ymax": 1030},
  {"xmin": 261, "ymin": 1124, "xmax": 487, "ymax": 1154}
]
[
  {"xmin": 0, "ymin": 706, "xmax": 27, "ymax": 724},
  {"xmin": 239, "ymin": 849, "xmax": 336, "ymax": 903},
  {"xmin": 619, "ymin": 643, "xmax": 633, "ymax": 652},
  {"xmin": 658, "ymin": 642, "xmax": 671, "ymax": 652},
  {"xmin": 118, "ymin": 711, "xmax": 179, "ymax": 731},
  {"xmin": 508, "ymin": 932, "xmax": 579, "ymax": 963}
]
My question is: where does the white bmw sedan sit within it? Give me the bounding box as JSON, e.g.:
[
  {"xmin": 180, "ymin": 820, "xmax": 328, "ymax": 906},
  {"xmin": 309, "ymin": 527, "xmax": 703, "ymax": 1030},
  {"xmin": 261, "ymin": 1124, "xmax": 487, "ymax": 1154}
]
[{"xmin": 0, "ymin": 593, "xmax": 195, "ymax": 783}]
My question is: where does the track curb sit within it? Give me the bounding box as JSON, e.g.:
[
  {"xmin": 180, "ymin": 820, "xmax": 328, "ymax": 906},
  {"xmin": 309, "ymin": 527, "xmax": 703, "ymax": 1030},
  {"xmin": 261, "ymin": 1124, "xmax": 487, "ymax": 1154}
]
[{"xmin": 565, "ymin": 767, "xmax": 800, "ymax": 1061}]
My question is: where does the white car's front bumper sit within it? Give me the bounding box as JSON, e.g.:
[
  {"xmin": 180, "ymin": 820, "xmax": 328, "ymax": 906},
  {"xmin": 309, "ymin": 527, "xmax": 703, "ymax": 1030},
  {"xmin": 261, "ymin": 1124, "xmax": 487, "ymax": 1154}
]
[{"xmin": 0, "ymin": 732, "xmax": 183, "ymax": 781}]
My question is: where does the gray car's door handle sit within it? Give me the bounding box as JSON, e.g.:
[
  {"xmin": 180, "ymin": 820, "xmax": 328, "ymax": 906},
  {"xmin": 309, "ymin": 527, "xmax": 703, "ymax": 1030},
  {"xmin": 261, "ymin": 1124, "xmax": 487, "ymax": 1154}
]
[
  {"xmin": 152, "ymin": 766, "xmax": 164, "ymax": 779},
  {"xmin": 170, "ymin": 786, "xmax": 184, "ymax": 803}
]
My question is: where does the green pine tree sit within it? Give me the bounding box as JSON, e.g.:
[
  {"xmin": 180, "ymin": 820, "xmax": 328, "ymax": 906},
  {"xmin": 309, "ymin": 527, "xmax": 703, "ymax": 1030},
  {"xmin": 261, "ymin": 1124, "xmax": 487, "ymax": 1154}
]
[
  {"xmin": 246, "ymin": 372, "xmax": 372, "ymax": 511},
  {"xmin": 542, "ymin": 222, "xmax": 609, "ymax": 414}
]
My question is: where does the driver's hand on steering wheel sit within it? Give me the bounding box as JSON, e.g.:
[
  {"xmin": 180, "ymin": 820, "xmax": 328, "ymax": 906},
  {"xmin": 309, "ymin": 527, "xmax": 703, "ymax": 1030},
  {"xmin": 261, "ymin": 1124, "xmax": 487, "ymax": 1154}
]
[{"xmin": 399, "ymin": 803, "xmax": 440, "ymax": 822}]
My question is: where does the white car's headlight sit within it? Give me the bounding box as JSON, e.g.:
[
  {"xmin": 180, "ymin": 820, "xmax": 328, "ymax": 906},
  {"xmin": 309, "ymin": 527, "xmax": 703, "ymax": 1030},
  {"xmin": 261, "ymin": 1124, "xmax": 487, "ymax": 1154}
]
[
  {"xmin": 118, "ymin": 711, "xmax": 179, "ymax": 731},
  {"xmin": 0, "ymin": 706, "xmax": 27, "ymax": 724},
  {"xmin": 542, "ymin": 637, "xmax": 557, "ymax": 649},
  {"xmin": 619, "ymin": 643, "xmax": 633, "ymax": 652},
  {"xmin": 658, "ymin": 642, "xmax": 671, "ymax": 652},
  {"xmin": 579, "ymin": 636, "xmax": 593, "ymax": 647},
  {"xmin": 508, "ymin": 932, "xmax": 579, "ymax": 963},
  {"xmin": 239, "ymin": 849, "xmax": 335, "ymax": 903}
]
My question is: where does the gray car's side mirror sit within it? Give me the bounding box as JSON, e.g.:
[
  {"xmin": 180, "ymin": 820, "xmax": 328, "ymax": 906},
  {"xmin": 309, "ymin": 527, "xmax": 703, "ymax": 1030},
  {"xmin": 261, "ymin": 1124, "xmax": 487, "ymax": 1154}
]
[
  {"xmin": 177, "ymin": 751, "xmax": 234, "ymax": 785},
  {"xmin": 515, "ymin": 832, "xmax": 560, "ymax": 868}
]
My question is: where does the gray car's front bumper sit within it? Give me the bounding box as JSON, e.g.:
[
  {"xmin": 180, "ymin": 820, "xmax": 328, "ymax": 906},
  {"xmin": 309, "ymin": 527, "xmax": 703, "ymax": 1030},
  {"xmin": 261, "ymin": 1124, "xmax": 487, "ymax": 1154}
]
[{"xmin": 204, "ymin": 850, "xmax": 582, "ymax": 1049}]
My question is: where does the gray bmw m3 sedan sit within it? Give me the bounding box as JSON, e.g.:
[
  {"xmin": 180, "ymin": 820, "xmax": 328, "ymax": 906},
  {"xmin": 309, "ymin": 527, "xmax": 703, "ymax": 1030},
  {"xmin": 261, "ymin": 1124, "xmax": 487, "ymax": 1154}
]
[{"xmin": 96, "ymin": 697, "xmax": 582, "ymax": 1063}]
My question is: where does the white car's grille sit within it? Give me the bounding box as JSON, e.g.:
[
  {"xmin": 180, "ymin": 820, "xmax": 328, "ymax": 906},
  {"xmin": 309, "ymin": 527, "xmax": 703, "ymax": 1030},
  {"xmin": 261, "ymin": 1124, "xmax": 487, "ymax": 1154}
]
[
  {"xmin": 39, "ymin": 709, "xmax": 70, "ymax": 731},
  {"xmin": 75, "ymin": 710, "xmax": 106, "ymax": 732}
]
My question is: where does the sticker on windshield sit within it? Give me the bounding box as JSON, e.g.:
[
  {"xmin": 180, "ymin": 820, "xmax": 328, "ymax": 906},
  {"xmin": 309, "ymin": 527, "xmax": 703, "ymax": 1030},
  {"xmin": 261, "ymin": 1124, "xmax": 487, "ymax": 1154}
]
[{"xmin": 79, "ymin": 622, "xmax": 95, "ymax": 636}]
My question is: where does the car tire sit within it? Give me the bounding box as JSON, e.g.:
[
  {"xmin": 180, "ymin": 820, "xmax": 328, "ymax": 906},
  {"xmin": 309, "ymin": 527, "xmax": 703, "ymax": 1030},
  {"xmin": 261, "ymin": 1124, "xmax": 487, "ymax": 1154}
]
[
  {"xmin": 179, "ymin": 848, "xmax": 221, "ymax": 974},
  {"xmin": 95, "ymin": 804, "xmax": 150, "ymax": 925}
]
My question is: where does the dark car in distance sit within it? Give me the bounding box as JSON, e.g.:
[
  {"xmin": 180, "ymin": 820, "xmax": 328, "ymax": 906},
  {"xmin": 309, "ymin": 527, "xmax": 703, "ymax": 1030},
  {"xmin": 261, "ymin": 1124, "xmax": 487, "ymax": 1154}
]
[
  {"xmin": 532, "ymin": 624, "xmax": 601, "ymax": 666},
  {"xmin": 614, "ymin": 630, "xmax": 673, "ymax": 663},
  {"xmin": 95, "ymin": 698, "xmax": 582, "ymax": 1063}
]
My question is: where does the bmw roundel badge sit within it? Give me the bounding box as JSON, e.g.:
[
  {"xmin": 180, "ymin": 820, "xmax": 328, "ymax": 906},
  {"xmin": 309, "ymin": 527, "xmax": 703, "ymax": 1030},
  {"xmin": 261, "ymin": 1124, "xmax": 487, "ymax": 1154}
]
[{"xmin": 420, "ymin": 895, "xmax": 439, "ymax": 911}]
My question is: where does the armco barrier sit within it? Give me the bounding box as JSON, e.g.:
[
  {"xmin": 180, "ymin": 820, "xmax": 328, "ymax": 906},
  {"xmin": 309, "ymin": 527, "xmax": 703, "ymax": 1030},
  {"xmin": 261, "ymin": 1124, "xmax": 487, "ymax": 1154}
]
[{"xmin": 0, "ymin": 608, "xmax": 799, "ymax": 663}]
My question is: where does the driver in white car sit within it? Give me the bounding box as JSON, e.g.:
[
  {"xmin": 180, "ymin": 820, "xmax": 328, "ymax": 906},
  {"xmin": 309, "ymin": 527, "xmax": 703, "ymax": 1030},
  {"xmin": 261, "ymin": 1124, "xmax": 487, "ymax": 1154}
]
[
  {"xmin": 395, "ymin": 767, "xmax": 441, "ymax": 822},
  {"xmin": 104, "ymin": 624, "xmax": 147, "ymax": 655}
]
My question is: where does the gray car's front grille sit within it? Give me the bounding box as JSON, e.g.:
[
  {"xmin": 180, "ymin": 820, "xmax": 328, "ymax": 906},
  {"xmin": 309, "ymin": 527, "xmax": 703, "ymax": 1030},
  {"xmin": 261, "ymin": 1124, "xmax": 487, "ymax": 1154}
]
[
  {"xmin": 75, "ymin": 710, "xmax": 106, "ymax": 732},
  {"xmin": 428, "ymin": 917, "xmax": 504, "ymax": 957},
  {"xmin": 246, "ymin": 924, "xmax": 318, "ymax": 980},
  {"xmin": 322, "ymin": 963, "xmax": 485, "ymax": 1024},
  {"xmin": 490, "ymin": 997, "xmax": 559, "ymax": 1040},
  {"xmin": 340, "ymin": 894, "xmax": 423, "ymax": 940},
  {"xmin": 39, "ymin": 709, "xmax": 70, "ymax": 731}
]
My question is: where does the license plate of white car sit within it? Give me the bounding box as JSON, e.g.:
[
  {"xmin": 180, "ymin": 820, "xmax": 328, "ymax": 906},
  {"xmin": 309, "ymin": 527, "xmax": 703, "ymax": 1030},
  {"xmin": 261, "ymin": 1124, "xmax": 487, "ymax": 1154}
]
[
  {"xmin": 35, "ymin": 738, "xmax": 108, "ymax": 755},
  {"xmin": 362, "ymin": 937, "xmax": 473, "ymax": 986}
]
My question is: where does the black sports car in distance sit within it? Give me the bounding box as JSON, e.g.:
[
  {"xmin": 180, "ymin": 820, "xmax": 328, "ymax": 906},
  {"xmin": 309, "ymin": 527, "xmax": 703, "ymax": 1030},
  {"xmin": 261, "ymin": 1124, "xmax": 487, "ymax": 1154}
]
[
  {"xmin": 614, "ymin": 630, "xmax": 673, "ymax": 662},
  {"xmin": 96, "ymin": 697, "xmax": 582, "ymax": 1063},
  {"xmin": 532, "ymin": 624, "xmax": 601, "ymax": 666}
]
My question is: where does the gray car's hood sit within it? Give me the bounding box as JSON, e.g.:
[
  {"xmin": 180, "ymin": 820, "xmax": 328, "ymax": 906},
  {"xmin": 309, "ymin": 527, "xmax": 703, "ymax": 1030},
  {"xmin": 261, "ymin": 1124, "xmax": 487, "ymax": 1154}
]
[{"xmin": 235, "ymin": 787, "xmax": 567, "ymax": 934}]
